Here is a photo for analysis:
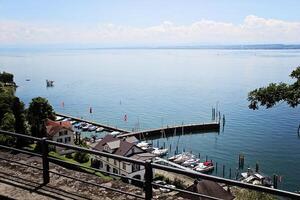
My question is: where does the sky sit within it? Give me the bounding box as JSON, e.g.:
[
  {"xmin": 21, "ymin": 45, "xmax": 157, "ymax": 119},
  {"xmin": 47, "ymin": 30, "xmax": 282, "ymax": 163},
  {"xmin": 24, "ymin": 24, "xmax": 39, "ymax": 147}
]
[{"xmin": 0, "ymin": 0, "xmax": 300, "ymax": 46}]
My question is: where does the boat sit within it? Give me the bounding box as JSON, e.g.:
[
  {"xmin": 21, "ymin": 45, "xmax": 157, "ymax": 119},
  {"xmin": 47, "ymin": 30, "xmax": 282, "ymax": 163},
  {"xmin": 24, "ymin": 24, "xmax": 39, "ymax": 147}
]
[
  {"xmin": 96, "ymin": 127, "xmax": 104, "ymax": 132},
  {"xmin": 55, "ymin": 116, "xmax": 64, "ymax": 121},
  {"xmin": 62, "ymin": 118, "xmax": 71, "ymax": 122},
  {"xmin": 152, "ymin": 147, "xmax": 168, "ymax": 157},
  {"xmin": 240, "ymin": 168, "xmax": 273, "ymax": 187},
  {"xmin": 81, "ymin": 123, "xmax": 90, "ymax": 131},
  {"xmin": 88, "ymin": 125, "xmax": 97, "ymax": 131},
  {"xmin": 182, "ymin": 158, "xmax": 200, "ymax": 167},
  {"xmin": 110, "ymin": 131, "xmax": 120, "ymax": 136},
  {"xmin": 193, "ymin": 161, "xmax": 214, "ymax": 173},
  {"xmin": 74, "ymin": 122, "xmax": 83, "ymax": 129},
  {"xmin": 46, "ymin": 79, "xmax": 54, "ymax": 87},
  {"xmin": 70, "ymin": 120, "xmax": 77, "ymax": 125},
  {"xmin": 173, "ymin": 152, "xmax": 195, "ymax": 164},
  {"xmin": 137, "ymin": 141, "xmax": 151, "ymax": 150}
]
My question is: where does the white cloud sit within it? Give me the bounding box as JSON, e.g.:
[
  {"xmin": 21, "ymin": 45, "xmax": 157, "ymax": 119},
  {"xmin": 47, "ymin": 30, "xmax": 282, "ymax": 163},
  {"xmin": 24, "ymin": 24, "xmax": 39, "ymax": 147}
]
[{"xmin": 0, "ymin": 15, "xmax": 300, "ymax": 45}]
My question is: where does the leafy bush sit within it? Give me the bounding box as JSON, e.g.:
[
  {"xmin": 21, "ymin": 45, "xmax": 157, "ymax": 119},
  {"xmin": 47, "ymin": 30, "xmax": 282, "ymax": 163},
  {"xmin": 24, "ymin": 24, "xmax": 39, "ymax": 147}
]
[
  {"xmin": 65, "ymin": 153, "xmax": 73, "ymax": 159},
  {"xmin": 74, "ymin": 151, "xmax": 89, "ymax": 163}
]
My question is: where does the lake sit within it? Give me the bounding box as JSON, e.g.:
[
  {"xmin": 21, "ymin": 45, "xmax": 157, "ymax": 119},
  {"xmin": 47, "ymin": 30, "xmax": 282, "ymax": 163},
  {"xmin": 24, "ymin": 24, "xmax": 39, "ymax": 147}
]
[{"xmin": 1, "ymin": 48, "xmax": 300, "ymax": 191}]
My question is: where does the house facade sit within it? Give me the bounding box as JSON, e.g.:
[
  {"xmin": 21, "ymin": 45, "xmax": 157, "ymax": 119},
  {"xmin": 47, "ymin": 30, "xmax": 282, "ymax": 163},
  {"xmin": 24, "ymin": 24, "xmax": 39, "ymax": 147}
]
[
  {"xmin": 46, "ymin": 119, "xmax": 74, "ymax": 145},
  {"xmin": 93, "ymin": 135, "xmax": 155, "ymax": 181}
]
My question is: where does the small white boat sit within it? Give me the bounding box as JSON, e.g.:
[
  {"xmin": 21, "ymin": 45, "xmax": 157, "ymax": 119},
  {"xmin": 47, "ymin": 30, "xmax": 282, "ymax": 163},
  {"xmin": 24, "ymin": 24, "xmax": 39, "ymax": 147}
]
[
  {"xmin": 152, "ymin": 147, "xmax": 168, "ymax": 157},
  {"xmin": 96, "ymin": 127, "xmax": 104, "ymax": 132},
  {"xmin": 110, "ymin": 131, "xmax": 120, "ymax": 136},
  {"xmin": 82, "ymin": 123, "xmax": 90, "ymax": 131},
  {"xmin": 182, "ymin": 158, "xmax": 200, "ymax": 167},
  {"xmin": 194, "ymin": 161, "xmax": 214, "ymax": 173},
  {"xmin": 88, "ymin": 125, "xmax": 97, "ymax": 131},
  {"xmin": 173, "ymin": 153, "xmax": 195, "ymax": 164},
  {"xmin": 137, "ymin": 141, "xmax": 150, "ymax": 150}
]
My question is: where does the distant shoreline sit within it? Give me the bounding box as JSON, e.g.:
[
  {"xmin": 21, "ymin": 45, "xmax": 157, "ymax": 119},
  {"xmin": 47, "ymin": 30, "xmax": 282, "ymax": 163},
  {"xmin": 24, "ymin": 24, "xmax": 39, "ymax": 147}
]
[{"xmin": 1, "ymin": 44, "xmax": 300, "ymax": 51}]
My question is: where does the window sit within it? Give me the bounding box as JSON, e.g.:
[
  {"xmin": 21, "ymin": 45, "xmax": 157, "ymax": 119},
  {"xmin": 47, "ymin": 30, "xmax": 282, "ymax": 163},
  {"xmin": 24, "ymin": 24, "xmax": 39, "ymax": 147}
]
[
  {"xmin": 64, "ymin": 137, "xmax": 71, "ymax": 143},
  {"xmin": 57, "ymin": 138, "xmax": 63, "ymax": 143},
  {"xmin": 64, "ymin": 130, "xmax": 68, "ymax": 135},
  {"xmin": 114, "ymin": 159, "xmax": 117, "ymax": 166},
  {"xmin": 106, "ymin": 157, "xmax": 109, "ymax": 162},
  {"xmin": 122, "ymin": 162, "xmax": 126, "ymax": 170},
  {"xmin": 113, "ymin": 168, "xmax": 118, "ymax": 174},
  {"xmin": 59, "ymin": 132, "xmax": 63, "ymax": 136},
  {"xmin": 132, "ymin": 164, "xmax": 140, "ymax": 172},
  {"xmin": 99, "ymin": 161, "xmax": 103, "ymax": 168}
]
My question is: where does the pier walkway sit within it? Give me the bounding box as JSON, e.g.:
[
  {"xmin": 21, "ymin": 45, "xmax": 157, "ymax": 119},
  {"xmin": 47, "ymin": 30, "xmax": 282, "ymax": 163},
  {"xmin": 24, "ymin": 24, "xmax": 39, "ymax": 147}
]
[
  {"xmin": 118, "ymin": 122, "xmax": 220, "ymax": 139},
  {"xmin": 55, "ymin": 113, "xmax": 130, "ymax": 133}
]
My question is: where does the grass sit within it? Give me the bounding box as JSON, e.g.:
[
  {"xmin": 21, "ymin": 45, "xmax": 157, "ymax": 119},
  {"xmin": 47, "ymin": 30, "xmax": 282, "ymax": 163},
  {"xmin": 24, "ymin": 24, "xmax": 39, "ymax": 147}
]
[
  {"xmin": 48, "ymin": 151, "xmax": 111, "ymax": 181},
  {"xmin": 25, "ymin": 143, "xmax": 111, "ymax": 181}
]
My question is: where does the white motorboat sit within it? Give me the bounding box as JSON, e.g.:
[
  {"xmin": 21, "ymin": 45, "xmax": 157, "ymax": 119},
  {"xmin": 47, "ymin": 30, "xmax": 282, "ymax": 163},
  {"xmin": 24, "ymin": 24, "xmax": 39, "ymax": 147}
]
[
  {"xmin": 152, "ymin": 147, "xmax": 168, "ymax": 157},
  {"xmin": 96, "ymin": 127, "xmax": 104, "ymax": 132},
  {"xmin": 173, "ymin": 152, "xmax": 195, "ymax": 164},
  {"xmin": 110, "ymin": 131, "xmax": 120, "ymax": 136},
  {"xmin": 182, "ymin": 158, "xmax": 200, "ymax": 167},
  {"xmin": 193, "ymin": 161, "xmax": 214, "ymax": 173},
  {"xmin": 88, "ymin": 125, "xmax": 97, "ymax": 131},
  {"xmin": 137, "ymin": 141, "xmax": 151, "ymax": 150}
]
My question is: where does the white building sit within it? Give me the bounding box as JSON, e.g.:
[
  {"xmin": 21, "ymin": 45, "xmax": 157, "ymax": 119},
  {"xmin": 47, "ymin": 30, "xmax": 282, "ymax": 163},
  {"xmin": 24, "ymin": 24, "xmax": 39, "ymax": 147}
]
[
  {"xmin": 93, "ymin": 135, "xmax": 155, "ymax": 182},
  {"xmin": 46, "ymin": 119, "xmax": 74, "ymax": 145}
]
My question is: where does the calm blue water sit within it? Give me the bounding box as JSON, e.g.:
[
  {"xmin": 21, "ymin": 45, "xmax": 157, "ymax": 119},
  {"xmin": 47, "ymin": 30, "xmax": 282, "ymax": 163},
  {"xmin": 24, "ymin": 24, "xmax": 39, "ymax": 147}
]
[{"xmin": 1, "ymin": 48, "xmax": 300, "ymax": 191}]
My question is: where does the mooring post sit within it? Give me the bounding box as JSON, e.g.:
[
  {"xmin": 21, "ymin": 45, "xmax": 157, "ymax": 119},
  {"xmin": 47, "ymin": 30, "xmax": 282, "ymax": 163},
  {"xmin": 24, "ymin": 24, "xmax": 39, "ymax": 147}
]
[
  {"xmin": 198, "ymin": 153, "xmax": 200, "ymax": 159},
  {"xmin": 215, "ymin": 162, "xmax": 218, "ymax": 174},
  {"xmin": 255, "ymin": 162, "xmax": 259, "ymax": 172},
  {"xmin": 144, "ymin": 160, "xmax": 153, "ymax": 200},
  {"xmin": 229, "ymin": 168, "xmax": 232, "ymax": 179},
  {"xmin": 222, "ymin": 165, "xmax": 225, "ymax": 178},
  {"xmin": 169, "ymin": 144, "xmax": 171, "ymax": 152},
  {"xmin": 41, "ymin": 137, "xmax": 49, "ymax": 185},
  {"xmin": 273, "ymin": 174, "xmax": 278, "ymax": 189},
  {"xmin": 205, "ymin": 155, "xmax": 208, "ymax": 162},
  {"xmin": 163, "ymin": 142, "xmax": 165, "ymax": 149},
  {"xmin": 239, "ymin": 154, "xmax": 244, "ymax": 169}
]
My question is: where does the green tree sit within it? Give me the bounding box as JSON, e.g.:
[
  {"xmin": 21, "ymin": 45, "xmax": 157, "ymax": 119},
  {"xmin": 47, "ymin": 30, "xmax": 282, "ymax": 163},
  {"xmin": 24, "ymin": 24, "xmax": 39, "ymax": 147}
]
[
  {"xmin": 248, "ymin": 66, "xmax": 300, "ymax": 110},
  {"xmin": 27, "ymin": 97, "xmax": 55, "ymax": 138},
  {"xmin": 0, "ymin": 72, "xmax": 14, "ymax": 83},
  {"xmin": 1, "ymin": 112, "xmax": 16, "ymax": 132}
]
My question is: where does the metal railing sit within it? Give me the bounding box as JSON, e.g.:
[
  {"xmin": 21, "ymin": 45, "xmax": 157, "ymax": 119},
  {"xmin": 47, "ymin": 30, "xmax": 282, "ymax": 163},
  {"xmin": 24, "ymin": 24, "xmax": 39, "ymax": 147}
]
[{"xmin": 0, "ymin": 129, "xmax": 300, "ymax": 200}]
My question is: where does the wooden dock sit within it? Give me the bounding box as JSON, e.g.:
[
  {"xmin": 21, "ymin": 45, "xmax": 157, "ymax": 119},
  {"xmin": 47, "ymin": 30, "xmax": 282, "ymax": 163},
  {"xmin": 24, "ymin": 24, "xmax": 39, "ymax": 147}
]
[
  {"xmin": 117, "ymin": 122, "xmax": 220, "ymax": 139},
  {"xmin": 55, "ymin": 113, "xmax": 130, "ymax": 133}
]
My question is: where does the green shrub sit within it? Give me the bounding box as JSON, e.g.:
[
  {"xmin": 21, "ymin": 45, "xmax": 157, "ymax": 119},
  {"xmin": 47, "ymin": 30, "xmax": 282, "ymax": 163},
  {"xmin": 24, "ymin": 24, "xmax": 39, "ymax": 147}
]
[
  {"xmin": 65, "ymin": 153, "xmax": 73, "ymax": 159},
  {"xmin": 74, "ymin": 151, "xmax": 89, "ymax": 163}
]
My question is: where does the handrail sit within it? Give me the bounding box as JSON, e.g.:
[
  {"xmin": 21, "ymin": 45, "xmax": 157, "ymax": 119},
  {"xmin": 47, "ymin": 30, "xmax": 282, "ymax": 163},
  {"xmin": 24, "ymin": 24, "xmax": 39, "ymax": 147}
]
[{"xmin": 1, "ymin": 129, "xmax": 300, "ymax": 200}]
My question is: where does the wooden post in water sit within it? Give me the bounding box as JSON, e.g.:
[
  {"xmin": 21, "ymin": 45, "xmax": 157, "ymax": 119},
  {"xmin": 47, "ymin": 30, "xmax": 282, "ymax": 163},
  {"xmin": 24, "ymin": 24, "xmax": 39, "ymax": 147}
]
[
  {"xmin": 273, "ymin": 174, "xmax": 278, "ymax": 189},
  {"xmin": 198, "ymin": 153, "xmax": 200, "ymax": 159},
  {"xmin": 215, "ymin": 162, "xmax": 218, "ymax": 174},
  {"xmin": 169, "ymin": 144, "xmax": 171, "ymax": 152},
  {"xmin": 229, "ymin": 168, "xmax": 232, "ymax": 179},
  {"xmin": 222, "ymin": 165, "xmax": 225, "ymax": 178},
  {"xmin": 163, "ymin": 142, "xmax": 165, "ymax": 149},
  {"xmin": 239, "ymin": 154, "xmax": 245, "ymax": 169},
  {"xmin": 205, "ymin": 155, "xmax": 208, "ymax": 162},
  {"xmin": 255, "ymin": 162, "xmax": 259, "ymax": 172}
]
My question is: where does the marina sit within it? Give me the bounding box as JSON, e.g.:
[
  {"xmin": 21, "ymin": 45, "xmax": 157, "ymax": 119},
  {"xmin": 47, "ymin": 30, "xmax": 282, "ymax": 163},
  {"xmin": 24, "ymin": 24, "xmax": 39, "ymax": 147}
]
[{"xmin": 6, "ymin": 49, "xmax": 300, "ymax": 191}]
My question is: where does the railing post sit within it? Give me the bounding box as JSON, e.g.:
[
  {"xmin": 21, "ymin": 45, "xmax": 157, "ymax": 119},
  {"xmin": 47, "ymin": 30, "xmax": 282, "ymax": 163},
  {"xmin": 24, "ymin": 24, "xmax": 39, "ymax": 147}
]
[
  {"xmin": 41, "ymin": 137, "xmax": 49, "ymax": 185},
  {"xmin": 144, "ymin": 160, "xmax": 153, "ymax": 200}
]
